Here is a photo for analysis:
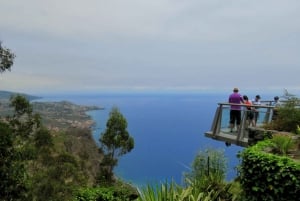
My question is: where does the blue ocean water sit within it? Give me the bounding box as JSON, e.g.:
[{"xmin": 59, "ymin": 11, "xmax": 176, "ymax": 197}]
[{"xmin": 39, "ymin": 92, "xmax": 243, "ymax": 186}]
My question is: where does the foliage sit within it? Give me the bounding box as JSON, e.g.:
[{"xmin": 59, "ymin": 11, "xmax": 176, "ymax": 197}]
[
  {"xmin": 267, "ymin": 97, "xmax": 300, "ymax": 132},
  {"xmin": 181, "ymin": 148, "xmax": 241, "ymax": 201},
  {"xmin": 137, "ymin": 181, "xmax": 202, "ymax": 201},
  {"xmin": 8, "ymin": 95, "xmax": 42, "ymax": 139},
  {"xmin": 64, "ymin": 127, "xmax": 103, "ymax": 185},
  {"xmin": 0, "ymin": 41, "xmax": 15, "ymax": 73},
  {"xmin": 227, "ymin": 180, "xmax": 244, "ymax": 201},
  {"xmin": 98, "ymin": 106, "xmax": 134, "ymax": 182},
  {"xmin": 237, "ymin": 140, "xmax": 300, "ymax": 201},
  {"xmin": 269, "ymin": 133, "xmax": 296, "ymax": 156},
  {"xmin": 137, "ymin": 179, "xmax": 242, "ymax": 201},
  {"xmin": 97, "ymin": 154, "xmax": 117, "ymax": 184},
  {"xmin": 74, "ymin": 181, "xmax": 138, "ymax": 201},
  {"xmin": 34, "ymin": 127, "xmax": 54, "ymax": 152},
  {"xmin": 0, "ymin": 121, "xmax": 27, "ymax": 200},
  {"xmin": 27, "ymin": 126, "xmax": 92, "ymax": 200},
  {"xmin": 1, "ymin": 95, "xmax": 93, "ymax": 200},
  {"xmin": 184, "ymin": 148, "xmax": 227, "ymax": 191},
  {"xmin": 296, "ymin": 125, "xmax": 300, "ymax": 135},
  {"xmin": 0, "ymin": 95, "xmax": 41, "ymax": 200}
]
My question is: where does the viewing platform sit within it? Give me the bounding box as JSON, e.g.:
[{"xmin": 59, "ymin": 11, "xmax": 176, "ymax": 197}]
[{"xmin": 205, "ymin": 101, "xmax": 277, "ymax": 147}]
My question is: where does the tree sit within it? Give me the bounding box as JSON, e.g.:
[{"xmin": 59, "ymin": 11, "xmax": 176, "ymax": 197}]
[
  {"xmin": 0, "ymin": 121, "xmax": 27, "ymax": 200},
  {"xmin": 1, "ymin": 95, "xmax": 88, "ymax": 201},
  {"xmin": 184, "ymin": 148, "xmax": 233, "ymax": 200},
  {"xmin": 0, "ymin": 95, "xmax": 41, "ymax": 200},
  {"xmin": 0, "ymin": 41, "xmax": 16, "ymax": 73},
  {"xmin": 98, "ymin": 106, "xmax": 134, "ymax": 182}
]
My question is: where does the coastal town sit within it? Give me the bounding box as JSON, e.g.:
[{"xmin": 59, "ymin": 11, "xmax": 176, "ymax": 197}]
[
  {"xmin": 0, "ymin": 95, "xmax": 103, "ymax": 131},
  {"xmin": 33, "ymin": 101, "xmax": 103, "ymax": 131}
]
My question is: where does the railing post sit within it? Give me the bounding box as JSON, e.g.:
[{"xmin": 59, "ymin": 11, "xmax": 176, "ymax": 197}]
[
  {"xmin": 265, "ymin": 107, "xmax": 272, "ymax": 123},
  {"xmin": 211, "ymin": 105, "xmax": 222, "ymax": 137},
  {"xmin": 237, "ymin": 107, "xmax": 246, "ymax": 144}
]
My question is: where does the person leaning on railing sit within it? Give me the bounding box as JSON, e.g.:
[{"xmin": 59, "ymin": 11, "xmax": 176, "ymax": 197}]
[
  {"xmin": 252, "ymin": 95, "xmax": 261, "ymax": 126},
  {"xmin": 272, "ymin": 96, "xmax": 281, "ymax": 120},
  {"xmin": 243, "ymin": 95, "xmax": 254, "ymax": 127}
]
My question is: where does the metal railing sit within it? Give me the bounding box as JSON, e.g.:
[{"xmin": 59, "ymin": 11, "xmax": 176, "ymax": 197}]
[{"xmin": 205, "ymin": 102, "xmax": 277, "ymax": 147}]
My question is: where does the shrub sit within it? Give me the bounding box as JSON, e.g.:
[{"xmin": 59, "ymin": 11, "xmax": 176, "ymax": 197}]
[
  {"xmin": 74, "ymin": 181, "xmax": 138, "ymax": 201},
  {"xmin": 268, "ymin": 97, "xmax": 300, "ymax": 132},
  {"xmin": 269, "ymin": 133, "xmax": 296, "ymax": 156},
  {"xmin": 238, "ymin": 141, "xmax": 300, "ymax": 201}
]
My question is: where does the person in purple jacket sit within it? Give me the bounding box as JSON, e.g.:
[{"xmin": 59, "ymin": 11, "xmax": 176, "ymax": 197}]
[{"xmin": 229, "ymin": 87, "xmax": 244, "ymax": 132}]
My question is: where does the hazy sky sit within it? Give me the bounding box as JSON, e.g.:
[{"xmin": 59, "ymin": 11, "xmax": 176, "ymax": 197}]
[{"xmin": 1, "ymin": 0, "xmax": 300, "ymax": 95}]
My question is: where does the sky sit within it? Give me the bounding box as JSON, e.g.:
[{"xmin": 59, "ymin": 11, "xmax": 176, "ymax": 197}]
[{"xmin": 1, "ymin": 0, "xmax": 300, "ymax": 95}]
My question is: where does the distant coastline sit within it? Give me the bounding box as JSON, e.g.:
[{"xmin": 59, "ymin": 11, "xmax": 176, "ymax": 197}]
[
  {"xmin": 0, "ymin": 90, "xmax": 42, "ymax": 101},
  {"xmin": 0, "ymin": 90, "xmax": 104, "ymax": 131}
]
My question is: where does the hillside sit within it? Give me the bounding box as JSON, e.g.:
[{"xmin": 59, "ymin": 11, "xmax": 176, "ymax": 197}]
[
  {"xmin": 0, "ymin": 90, "xmax": 103, "ymax": 130},
  {"xmin": 0, "ymin": 91, "xmax": 104, "ymax": 184}
]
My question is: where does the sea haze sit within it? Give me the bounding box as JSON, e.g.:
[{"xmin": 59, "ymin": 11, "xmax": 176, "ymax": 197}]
[{"xmin": 41, "ymin": 92, "xmax": 244, "ymax": 186}]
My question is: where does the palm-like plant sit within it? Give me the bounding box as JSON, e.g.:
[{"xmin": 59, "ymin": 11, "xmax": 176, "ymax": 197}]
[
  {"xmin": 270, "ymin": 134, "xmax": 296, "ymax": 155},
  {"xmin": 137, "ymin": 148, "xmax": 243, "ymax": 201},
  {"xmin": 137, "ymin": 180, "xmax": 216, "ymax": 201}
]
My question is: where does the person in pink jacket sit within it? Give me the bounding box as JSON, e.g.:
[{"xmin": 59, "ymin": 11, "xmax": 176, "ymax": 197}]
[{"xmin": 228, "ymin": 87, "xmax": 244, "ymax": 132}]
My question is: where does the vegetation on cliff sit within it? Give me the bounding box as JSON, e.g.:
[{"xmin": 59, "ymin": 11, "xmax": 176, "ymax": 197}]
[{"xmin": 0, "ymin": 94, "xmax": 104, "ymax": 200}]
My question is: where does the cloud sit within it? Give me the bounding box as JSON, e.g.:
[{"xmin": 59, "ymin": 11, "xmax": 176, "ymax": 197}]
[
  {"xmin": 2, "ymin": 0, "xmax": 298, "ymax": 41},
  {"xmin": 1, "ymin": 0, "xmax": 300, "ymax": 94}
]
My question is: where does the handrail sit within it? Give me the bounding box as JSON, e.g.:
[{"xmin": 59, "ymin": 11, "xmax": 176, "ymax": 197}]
[
  {"xmin": 205, "ymin": 102, "xmax": 277, "ymax": 147},
  {"xmin": 217, "ymin": 102, "xmax": 276, "ymax": 108}
]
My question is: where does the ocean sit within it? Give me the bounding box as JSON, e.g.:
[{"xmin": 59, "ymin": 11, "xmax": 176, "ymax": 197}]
[{"xmin": 39, "ymin": 92, "xmax": 244, "ymax": 186}]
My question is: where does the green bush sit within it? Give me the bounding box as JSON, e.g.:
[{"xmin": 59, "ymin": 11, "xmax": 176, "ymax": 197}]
[
  {"xmin": 74, "ymin": 182, "xmax": 138, "ymax": 201},
  {"xmin": 268, "ymin": 97, "xmax": 300, "ymax": 132},
  {"xmin": 238, "ymin": 141, "xmax": 300, "ymax": 201}
]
